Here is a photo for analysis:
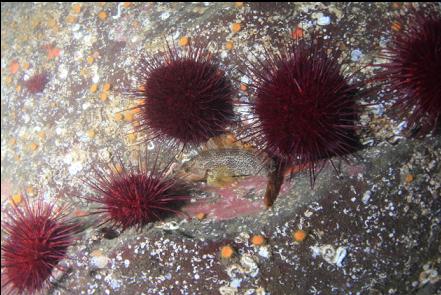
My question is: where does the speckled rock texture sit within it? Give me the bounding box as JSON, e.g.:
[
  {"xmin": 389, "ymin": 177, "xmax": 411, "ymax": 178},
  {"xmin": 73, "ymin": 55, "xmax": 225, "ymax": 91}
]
[{"xmin": 1, "ymin": 2, "xmax": 440, "ymax": 295}]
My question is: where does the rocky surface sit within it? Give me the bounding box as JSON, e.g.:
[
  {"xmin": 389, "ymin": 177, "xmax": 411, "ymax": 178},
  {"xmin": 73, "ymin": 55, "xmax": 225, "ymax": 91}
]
[
  {"xmin": 1, "ymin": 2, "xmax": 440, "ymax": 295},
  {"xmin": 46, "ymin": 136, "xmax": 439, "ymax": 295}
]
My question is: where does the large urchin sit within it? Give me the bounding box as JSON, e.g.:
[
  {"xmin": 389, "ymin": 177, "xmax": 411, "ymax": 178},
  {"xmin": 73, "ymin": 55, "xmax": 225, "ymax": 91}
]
[
  {"xmin": 131, "ymin": 43, "xmax": 235, "ymax": 149},
  {"xmin": 1, "ymin": 198, "xmax": 79, "ymax": 294},
  {"xmin": 85, "ymin": 152, "xmax": 190, "ymax": 231},
  {"xmin": 378, "ymin": 8, "xmax": 441, "ymax": 135},
  {"xmin": 241, "ymin": 38, "xmax": 366, "ymax": 206}
]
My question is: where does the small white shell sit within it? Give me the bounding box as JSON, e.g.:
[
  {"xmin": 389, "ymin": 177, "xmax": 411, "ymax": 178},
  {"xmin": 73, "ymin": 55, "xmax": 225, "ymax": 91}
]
[
  {"xmin": 219, "ymin": 286, "xmax": 238, "ymax": 295},
  {"xmin": 320, "ymin": 245, "xmax": 336, "ymax": 265},
  {"xmin": 147, "ymin": 141, "xmax": 155, "ymax": 150},
  {"xmin": 312, "ymin": 244, "xmax": 347, "ymax": 267},
  {"xmin": 159, "ymin": 11, "xmax": 170, "ymax": 20},
  {"xmin": 123, "ymin": 259, "xmax": 130, "ymax": 268},
  {"xmin": 317, "ymin": 15, "xmax": 331, "ymax": 26},
  {"xmin": 334, "ymin": 247, "xmax": 347, "ymax": 267},
  {"xmin": 230, "ymin": 278, "xmax": 241, "ymax": 288},
  {"xmin": 234, "ymin": 232, "xmax": 251, "ymax": 244},
  {"xmin": 240, "ymin": 254, "xmax": 259, "ymax": 278},
  {"xmin": 310, "ymin": 245, "xmax": 321, "ymax": 258},
  {"xmin": 362, "ymin": 190, "xmax": 372, "ymax": 204},
  {"xmin": 98, "ymin": 149, "xmax": 111, "ymax": 162},
  {"xmin": 226, "ymin": 264, "xmax": 245, "ymax": 279},
  {"xmin": 240, "ymin": 75, "xmax": 250, "ymax": 84},
  {"xmin": 304, "ymin": 210, "xmax": 313, "ymax": 217},
  {"xmin": 258, "ymin": 245, "xmax": 271, "ymax": 259},
  {"xmin": 90, "ymin": 255, "xmax": 110, "ymax": 269}
]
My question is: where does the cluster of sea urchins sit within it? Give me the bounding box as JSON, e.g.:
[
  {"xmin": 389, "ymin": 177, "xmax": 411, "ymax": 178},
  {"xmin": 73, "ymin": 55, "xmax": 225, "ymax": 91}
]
[
  {"xmin": 240, "ymin": 8, "xmax": 441, "ymax": 206},
  {"xmin": 1, "ymin": 198, "xmax": 80, "ymax": 294},
  {"xmin": 2, "ymin": 7, "xmax": 440, "ymax": 295},
  {"xmin": 378, "ymin": 8, "xmax": 441, "ymax": 135},
  {"xmin": 131, "ymin": 43, "xmax": 236, "ymax": 148}
]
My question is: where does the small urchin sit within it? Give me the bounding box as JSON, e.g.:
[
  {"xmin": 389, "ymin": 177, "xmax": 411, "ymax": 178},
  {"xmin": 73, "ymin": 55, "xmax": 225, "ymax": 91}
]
[
  {"xmin": 1, "ymin": 197, "xmax": 79, "ymax": 294},
  {"xmin": 24, "ymin": 72, "xmax": 49, "ymax": 94},
  {"xmin": 85, "ymin": 151, "xmax": 190, "ymax": 231},
  {"xmin": 131, "ymin": 42, "xmax": 236, "ymax": 149},
  {"xmin": 241, "ymin": 36, "xmax": 367, "ymax": 206},
  {"xmin": 378, "ymin": 8, "xmax": 441, "ymax": 135}
]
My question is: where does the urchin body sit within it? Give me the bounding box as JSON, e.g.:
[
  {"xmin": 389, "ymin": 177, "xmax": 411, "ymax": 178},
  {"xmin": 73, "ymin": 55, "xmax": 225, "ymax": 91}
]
[
  {"xmin": 87, "ymin": 158, "xmax": 189, "ymax": 231},
  {"xmin": 381, "ymin": 11, "xmax": 441, "ymax": 134},
  {"xmin": 243, "ymin": 39, "xmax": 365, "ymax": 206},
  {"xmin": 24, "ymin": 72, "xmax": 49, "ymax": 94},
  {"xmin": 133, "ymin": 45, "xmax": 235, "ymax": 147},
  {"xmin": 249, "ymin": 41, "xmax": 361, "ymax": 169},
  {"xmin": 1, "ymin": 200, "xmax": 78, "ymax": 294}
]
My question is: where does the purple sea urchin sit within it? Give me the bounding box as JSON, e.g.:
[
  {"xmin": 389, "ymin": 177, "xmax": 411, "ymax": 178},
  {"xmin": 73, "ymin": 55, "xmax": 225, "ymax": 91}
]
[
  {"xmin": 85, "ymin": 152, "xmax": 190, "ymax": 231},
  {"xmin": 242, "ymin": 37, "xmax": 367, "ymax": 206},
  {"xmin": 378, "ymin": 8, "xmax": 441, "ymax": 134},
  {"xmin": 1, "ymin": 197, "xmax": 79, "ymax": 294},
  {"xmin": 24, "ymin": 72, "xmax": 49, "ymax": 94},
  {"xmin": 131, "ymin": 43, "xmax": 235, "ymax": 148}
]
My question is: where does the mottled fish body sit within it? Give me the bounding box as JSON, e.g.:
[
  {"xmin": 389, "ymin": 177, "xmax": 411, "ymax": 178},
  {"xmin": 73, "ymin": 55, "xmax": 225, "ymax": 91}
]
[{"xmin": 180, "ymin": 148, "xmax": 268, "ymax": 179}]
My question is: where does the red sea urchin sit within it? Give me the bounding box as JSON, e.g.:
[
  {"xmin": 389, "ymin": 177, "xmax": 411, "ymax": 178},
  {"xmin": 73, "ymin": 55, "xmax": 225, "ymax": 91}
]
[
  {"xmin": 1, "ymin": 197, "xmax": 79, "ymax": 294},
  {"xmin": 85, "ymin": 152, "xmax": 190, "ymax": 231},
  {"xmin": 131, "ymin": 43, "xmax": 235, "ymax": 148},
  {"xmin": 24, "ymin": 72, "xmax": 49, "ymax": 94},
  {"xmin": 378, "ymin": 8, "xmax": 441, "ymax": 135},
  {"xmin": 242, "ymin": 37, "xmax": 366, "ymax": 206}
]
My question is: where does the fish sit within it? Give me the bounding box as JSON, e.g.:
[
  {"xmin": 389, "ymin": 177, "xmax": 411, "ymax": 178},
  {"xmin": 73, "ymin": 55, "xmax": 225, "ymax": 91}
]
[
  {"xmin": 178, "ymin": 148, "xmax": 269, "ymax": 183},
  {"xmin": 177, "ymin": 148, "xmax": 308, "ymax": 208}
]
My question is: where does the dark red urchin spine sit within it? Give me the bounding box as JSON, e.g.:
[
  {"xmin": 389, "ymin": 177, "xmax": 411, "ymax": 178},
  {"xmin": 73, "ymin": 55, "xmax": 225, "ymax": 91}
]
[
  {"xmin": 378, "ymin": 8, "xmax": 441, "ymax": 135},
  {"xmin": 85, "ymin": 152, "xmax": 190, "ymax": 231},
  {"xmin": 242, "ymin": 37, "xmax": 366, "ymax": 206},
  {"xmin": 1, "ymin": 197, "xmax": 79, "ymax": 294},
  {"xmin": 131, "ymin": 43, "xmax": 236, "ymax": 148}
]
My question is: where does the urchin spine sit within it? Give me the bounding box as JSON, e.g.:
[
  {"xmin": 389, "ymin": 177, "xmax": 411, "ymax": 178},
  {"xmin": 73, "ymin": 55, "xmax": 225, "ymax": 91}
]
[
  {"xmin": 85, "ymin": 153, "xmax": 190, "ymax": 231},
  {"xmin": 131, "ymin": 43, "xmax": 235, "ymax": 149},
  {"xmin": 378, "ymin": 9, "xmax": 441, "ymax": 135},
  {"xmin": 242, "ymin": 37, "xmax": 366, "ymax": 206},
  {"xmin": 1, "ymin": 197, "xmax": 79, "ymax": 294}
]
